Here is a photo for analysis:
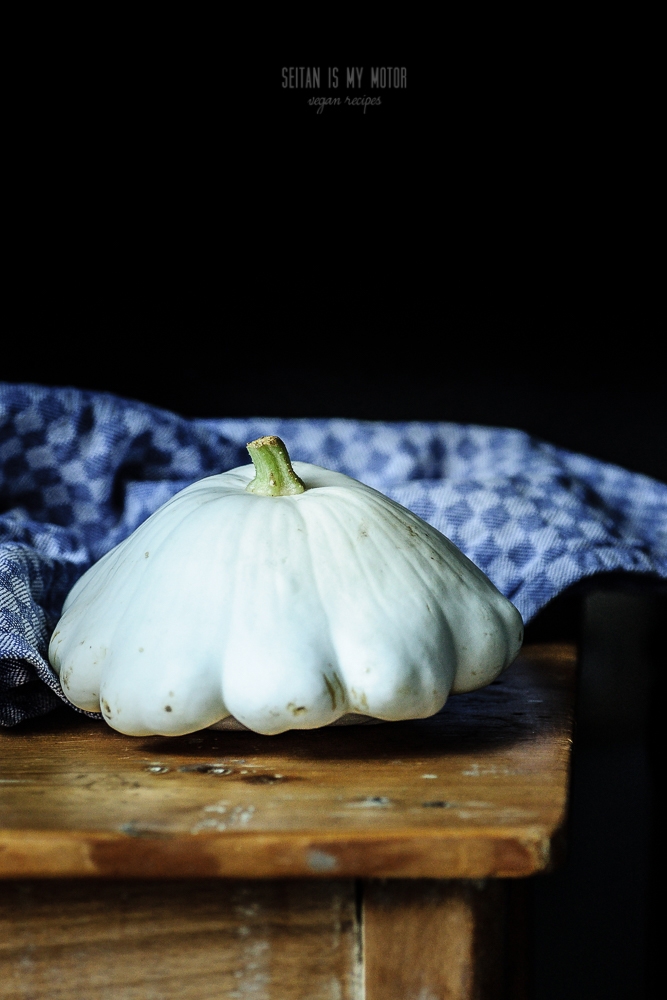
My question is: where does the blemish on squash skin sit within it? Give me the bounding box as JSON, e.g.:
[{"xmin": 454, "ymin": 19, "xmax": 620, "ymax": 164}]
[
  {"xmin": 101, "ymin": 699, "xmax": 111, "ymax": 716},
  {"xmin": 164, "ymin": 705, "xmax": 172, "ymax": 712},
  {"xmin": 332, "ymin": 671, "xmax": 345, "ymax": 706},
  {"xmin": 350, "ymin": 687, "xmax": 369, "ymax": 711},
  {"xmin": 288, "ymin": 703, "xmax": 307, "ymax": 716},
  {"xmin": 323, "ymin": 674, "xmax": 337, "ymax": 710}
]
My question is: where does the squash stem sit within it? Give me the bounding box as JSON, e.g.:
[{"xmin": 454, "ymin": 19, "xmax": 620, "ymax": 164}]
[{"xmin": 246, "ymin": 436, "xmax": 306, "ymax": 496}]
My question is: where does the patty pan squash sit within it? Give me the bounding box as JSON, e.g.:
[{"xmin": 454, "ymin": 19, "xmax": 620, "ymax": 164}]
[{"xmin": 48, "ymin": 436, "xmax": 523, "ymax": 736}]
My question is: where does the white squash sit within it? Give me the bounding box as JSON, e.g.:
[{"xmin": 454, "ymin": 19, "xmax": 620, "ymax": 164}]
[{"xmin": 48, "ymin": 436, "xmax": 523, "ymax": 736}]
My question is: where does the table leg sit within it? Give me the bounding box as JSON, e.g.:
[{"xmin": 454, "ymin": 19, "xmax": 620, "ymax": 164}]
[{"xmin": 363, "ymin": 878, "xmax": 529, "ymax": 1000}]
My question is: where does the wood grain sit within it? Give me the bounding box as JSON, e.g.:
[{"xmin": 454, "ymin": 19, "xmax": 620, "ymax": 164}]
[
  {"xmin": 0, "ymin": 878, "xmax": 360, "ymax": 1000},
  {"xmin": 364, "ymin": 879, "xmax": 507, "ymax": 1000},
  {"xmin": 0, "ymin": 644, "xmax": 576, "ymax": 879}
]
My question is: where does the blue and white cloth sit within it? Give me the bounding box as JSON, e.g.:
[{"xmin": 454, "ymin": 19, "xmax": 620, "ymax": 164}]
[{"xmin": 2, "ymin": 382, "xmax": 666, "ymax": 725}]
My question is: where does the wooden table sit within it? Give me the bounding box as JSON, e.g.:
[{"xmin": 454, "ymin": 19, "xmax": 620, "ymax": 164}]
[{"xmin": 0, "ymin": 643, "xmax": 576, "ymax": 998}]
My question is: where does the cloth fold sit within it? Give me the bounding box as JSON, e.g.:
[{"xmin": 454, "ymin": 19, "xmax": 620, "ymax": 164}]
[{"xmin": 2, "ymin": 382, "xmax": 666, "ymax": 725}]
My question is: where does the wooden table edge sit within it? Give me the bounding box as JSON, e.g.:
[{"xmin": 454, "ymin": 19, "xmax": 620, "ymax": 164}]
[{"xmin": 0, "ymin": 821, "xmax": 563, "ymax": 880}]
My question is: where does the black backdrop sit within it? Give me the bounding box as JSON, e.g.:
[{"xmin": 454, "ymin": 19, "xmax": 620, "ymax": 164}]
[{"xmin": 5, "ymin": 33, "xmax": 662, "ymax": 480}]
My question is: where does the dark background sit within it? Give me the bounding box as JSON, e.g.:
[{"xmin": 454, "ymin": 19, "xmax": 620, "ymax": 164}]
[
  {"xmin": 5, "ymin": 31, "xmax": 663, "ymax": 479},
  {"xmin": 4, "ymin": 24, "xmax": 663, "ymax": 998}
]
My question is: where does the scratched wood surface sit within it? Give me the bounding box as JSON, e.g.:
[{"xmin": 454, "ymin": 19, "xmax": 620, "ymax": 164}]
[
  {"xmin": 0, "ymin": 644, "xmax": 575, "ymax": 879},
  {"xmin": 0, "ymin": 878, "xmax": 360, "ymax": 1000}
]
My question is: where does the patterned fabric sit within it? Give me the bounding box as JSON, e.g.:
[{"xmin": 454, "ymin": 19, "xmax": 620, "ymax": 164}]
[{"xmin": 2, "ymin": 382, "xmax": 666, "ymax": 725}]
